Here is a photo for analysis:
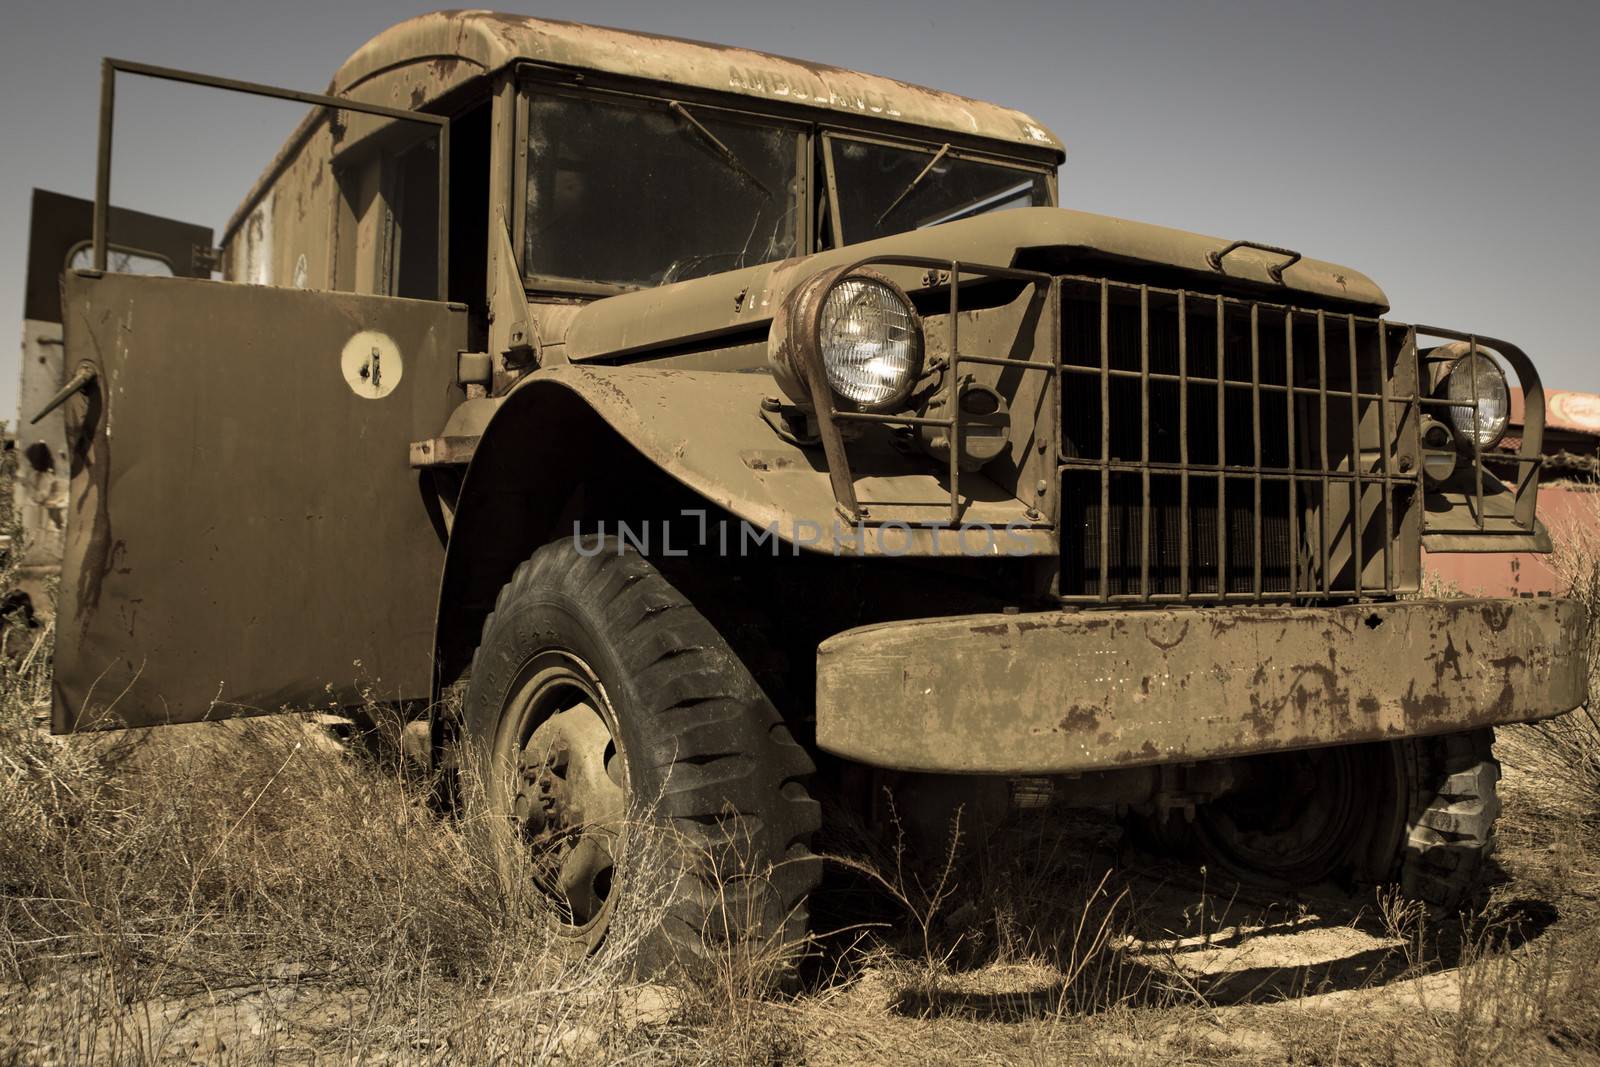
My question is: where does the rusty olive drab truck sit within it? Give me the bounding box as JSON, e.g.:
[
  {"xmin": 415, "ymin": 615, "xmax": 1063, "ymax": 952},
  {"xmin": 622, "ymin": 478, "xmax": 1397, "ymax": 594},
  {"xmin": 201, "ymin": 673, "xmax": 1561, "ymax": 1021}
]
[{"xmin": 30, "ymin": 11, "xmax": 1588, "ymax": 963}]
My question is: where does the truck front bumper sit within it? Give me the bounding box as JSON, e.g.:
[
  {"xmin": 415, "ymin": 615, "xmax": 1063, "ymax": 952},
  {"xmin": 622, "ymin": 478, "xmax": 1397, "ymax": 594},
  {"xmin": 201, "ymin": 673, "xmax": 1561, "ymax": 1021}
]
[{"xmin": 815, "ymin": 598, "xmax": 1588, "ymax": 775}]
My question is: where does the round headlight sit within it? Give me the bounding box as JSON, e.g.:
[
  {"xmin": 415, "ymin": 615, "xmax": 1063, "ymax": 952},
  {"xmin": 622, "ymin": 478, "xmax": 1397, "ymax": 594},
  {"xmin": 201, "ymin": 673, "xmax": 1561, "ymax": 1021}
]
[
  {"xmin": 816, "ymin": 276, "xmax": 922, "ymax": 411},
  {"xmin": 767, "ymin": 267, "xmax": 924, "ymax": 414},
  {"xmin": 1442, "ymin": 351, "xmax": 1510, "ymax": 450}
]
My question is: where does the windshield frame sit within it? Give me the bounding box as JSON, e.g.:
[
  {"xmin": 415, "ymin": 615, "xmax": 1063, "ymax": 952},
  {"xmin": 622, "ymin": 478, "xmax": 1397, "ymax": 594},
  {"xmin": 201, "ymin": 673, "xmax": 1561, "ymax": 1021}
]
[
  {"xmin": 820, "ymin": 130, "xmax": 1056, "ymax": 248},
  {"xmin": 511, "ymin": 66, "xmax": 1059, "ymax": 298}
]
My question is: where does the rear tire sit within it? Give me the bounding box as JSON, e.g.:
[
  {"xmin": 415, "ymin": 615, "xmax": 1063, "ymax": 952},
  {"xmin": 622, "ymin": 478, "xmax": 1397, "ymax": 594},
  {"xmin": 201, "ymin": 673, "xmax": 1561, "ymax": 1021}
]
[
  {"xmin": 459, "ymin": 536, "xmax": 821, "ymax": 975},
  {"xmin": 1398, "ymin": 729, "xmax": 1501, "ymax": 909},
  {"xmin": 1135, "ymin": 730, "xmax": 1499, "ymax": 911}
]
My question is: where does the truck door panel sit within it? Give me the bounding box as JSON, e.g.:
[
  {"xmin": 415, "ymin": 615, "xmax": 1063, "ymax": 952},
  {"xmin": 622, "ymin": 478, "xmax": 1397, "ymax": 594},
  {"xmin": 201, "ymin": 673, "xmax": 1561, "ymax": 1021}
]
[{"xmin": 53, "ymin": 270, "xmax": 468, "ymax": 732}]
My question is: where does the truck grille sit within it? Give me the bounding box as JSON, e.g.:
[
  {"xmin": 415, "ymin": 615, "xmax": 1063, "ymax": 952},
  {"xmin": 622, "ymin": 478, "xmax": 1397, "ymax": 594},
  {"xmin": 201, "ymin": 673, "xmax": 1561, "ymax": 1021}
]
[{"xmin": 1057, "ymin": 278, "xmax": 1422, "ymax": 602}]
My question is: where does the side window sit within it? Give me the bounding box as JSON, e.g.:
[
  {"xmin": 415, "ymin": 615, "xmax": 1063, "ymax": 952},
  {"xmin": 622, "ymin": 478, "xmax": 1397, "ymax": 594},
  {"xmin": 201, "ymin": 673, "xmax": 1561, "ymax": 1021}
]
[
  {"xmin": 334, "ymin": 133, "xmax": 440, "ymax": 299},
  {"xmin": 66, "ymin": 242, "xmax": 174, "ymax": 277}
]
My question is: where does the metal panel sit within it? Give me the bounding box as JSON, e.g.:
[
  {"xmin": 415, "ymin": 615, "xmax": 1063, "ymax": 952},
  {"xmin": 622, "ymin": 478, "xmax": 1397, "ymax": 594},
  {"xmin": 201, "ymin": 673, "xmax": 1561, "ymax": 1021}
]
[
  {"xmin": 816, "ymin": 598, "xmax": 1588, "ymax": 775},
  {"xmin": 562, "ymin": 208, "xmax": 1390, "ymax": 364},
  {"xmin": 329, "ymin": 12, "xmax": 1065, "ymax": 157},
  {"xmin": 53, "ymin": 271, "xmax": 468, "ymax": 732},
  {"xmin": 24, "ymin": 188, "xmax": 212, "ymax": 323}
]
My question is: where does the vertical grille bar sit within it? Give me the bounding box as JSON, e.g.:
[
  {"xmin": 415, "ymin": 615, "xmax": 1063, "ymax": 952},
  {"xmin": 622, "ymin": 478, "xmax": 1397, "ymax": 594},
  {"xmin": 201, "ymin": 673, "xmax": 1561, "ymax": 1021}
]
[
  {"xmin": 1470, "ymin": 334, "xmax": 1485, "ymax": 529},
  {"xmin": 1317, "ymin": 310, "xmax": 1331, "ymax": 595},
  {"xmin": 1377, "ymin": 322, "xmax": 1393, "ymax": 593},
  {"xmin": 1099, "ymin": 281, "xmax": 1110, "ymax": 598},
  {"xmin": 1139, "ymin": 285, "xmax": 1151, "ymax": 597},
  {"xmin": 1250, "ymin": 304, "xmax": 1263, "ymax": 597},
  {"xmin": 1215, "ymin": 295, "xmax": 1227, "ymax": 595},
  {"xmin": 948, "ymin": 262, "xmax": 963, "ymax": 525},
  {"xmin": 1052, "ymin": 275, "xmax": 1064, "ymax": 601},
  {"xmin": 1347, "ymin": 314, "xmax": 1364, "ymax": 597},
  {"xmin": 1178, "ymin": 291, "xmax": 1190, "ymax": 599},
  {"xmin": 1285, "ymin": 310, "xmax": 1299, "ymax": 595}
]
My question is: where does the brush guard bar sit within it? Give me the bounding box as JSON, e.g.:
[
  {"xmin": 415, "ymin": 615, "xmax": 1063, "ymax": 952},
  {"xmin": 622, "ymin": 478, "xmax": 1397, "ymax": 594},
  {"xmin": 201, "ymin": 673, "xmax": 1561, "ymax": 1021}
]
[{"xmin": 798, "ymin": 256, "xmax": 1547, "ymax": 602}]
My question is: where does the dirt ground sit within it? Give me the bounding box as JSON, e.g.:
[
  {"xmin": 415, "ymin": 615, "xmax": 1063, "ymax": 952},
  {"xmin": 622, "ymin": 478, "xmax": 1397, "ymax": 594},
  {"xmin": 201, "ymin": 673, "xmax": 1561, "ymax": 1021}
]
[{"xmin": 4, "ymin": 705, "xmax": 1599, "ymax": 1066}]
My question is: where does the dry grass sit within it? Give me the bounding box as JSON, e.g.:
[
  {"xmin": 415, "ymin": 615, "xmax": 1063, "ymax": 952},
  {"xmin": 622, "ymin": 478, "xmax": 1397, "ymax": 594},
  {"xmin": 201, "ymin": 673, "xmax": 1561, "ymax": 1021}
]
[
  {"xmin": 1508, "ymin": 488, "xmax": 1600, "ymax": 831},
  {"xmin": 0, "ymin": 611, "xmax": 780, "ymax": 1061},
  {"xmin": 4, "ymin": 484, "xmax": 1600, "ymax": 1063}
]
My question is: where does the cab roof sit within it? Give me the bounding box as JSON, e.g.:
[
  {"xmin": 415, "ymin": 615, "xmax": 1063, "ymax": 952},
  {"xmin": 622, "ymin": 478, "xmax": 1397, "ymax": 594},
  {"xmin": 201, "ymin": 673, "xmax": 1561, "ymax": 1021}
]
[{"xmin": 331, "ymin": 9, "xmax": 1064, "ymax": 157}]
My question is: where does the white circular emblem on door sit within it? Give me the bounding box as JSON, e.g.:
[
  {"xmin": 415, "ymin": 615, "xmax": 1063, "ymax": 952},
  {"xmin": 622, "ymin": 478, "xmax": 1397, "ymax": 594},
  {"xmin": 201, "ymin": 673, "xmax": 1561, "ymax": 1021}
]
[{"xmin": 341, "ymin": 331, "xmax": 403, "ymax": 399}]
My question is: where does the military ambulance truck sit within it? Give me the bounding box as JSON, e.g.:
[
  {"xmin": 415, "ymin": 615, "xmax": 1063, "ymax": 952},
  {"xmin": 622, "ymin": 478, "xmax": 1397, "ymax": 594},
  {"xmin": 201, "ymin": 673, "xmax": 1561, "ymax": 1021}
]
[{"xmin": 30, "ymin": 11, "xmax": 1586, "ymax": 969}]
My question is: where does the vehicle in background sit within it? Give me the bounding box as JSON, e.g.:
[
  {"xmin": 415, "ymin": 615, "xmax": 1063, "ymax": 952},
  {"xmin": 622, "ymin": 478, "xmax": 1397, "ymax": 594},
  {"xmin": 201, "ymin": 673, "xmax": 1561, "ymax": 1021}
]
[
  {"xmin": 9, "ymin": 190, "xmax": 211, "ymax": 626},
  {"xmin": 1424, "ymin": 387, "xmax": 1600, "ymax": 596}
]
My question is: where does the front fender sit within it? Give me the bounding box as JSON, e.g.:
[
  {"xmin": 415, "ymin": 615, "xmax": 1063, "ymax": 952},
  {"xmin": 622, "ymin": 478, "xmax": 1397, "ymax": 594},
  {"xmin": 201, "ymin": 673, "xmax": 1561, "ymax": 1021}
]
[{"xmin": 433, "ymin": 364, "xmax": 1048, "ymax": 686}]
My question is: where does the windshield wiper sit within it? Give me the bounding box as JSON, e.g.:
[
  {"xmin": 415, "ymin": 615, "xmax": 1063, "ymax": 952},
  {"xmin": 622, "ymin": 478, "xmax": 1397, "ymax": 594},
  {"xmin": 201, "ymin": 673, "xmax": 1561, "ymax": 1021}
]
[
  {"xmin": 668, "ymin": 101, "xmax": 773, "ymax": 200},
  {"xmin": 874, "ymin": 142, "xmax": 950, "ymax": 228}
]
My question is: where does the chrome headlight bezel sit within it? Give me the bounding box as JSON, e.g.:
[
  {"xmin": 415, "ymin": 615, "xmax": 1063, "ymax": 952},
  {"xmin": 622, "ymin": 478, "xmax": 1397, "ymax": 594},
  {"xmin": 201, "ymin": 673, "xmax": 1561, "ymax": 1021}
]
[{"xmin": 768, "ymin": 267, "xmax": 925, "ymax": 414}]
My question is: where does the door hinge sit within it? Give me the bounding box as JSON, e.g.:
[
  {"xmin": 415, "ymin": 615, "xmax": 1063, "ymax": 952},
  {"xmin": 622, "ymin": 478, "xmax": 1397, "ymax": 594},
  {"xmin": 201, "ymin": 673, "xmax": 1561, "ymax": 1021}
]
[{"xmin": 192, "ymin": 244, "xmax": 224, "ymax": 275}]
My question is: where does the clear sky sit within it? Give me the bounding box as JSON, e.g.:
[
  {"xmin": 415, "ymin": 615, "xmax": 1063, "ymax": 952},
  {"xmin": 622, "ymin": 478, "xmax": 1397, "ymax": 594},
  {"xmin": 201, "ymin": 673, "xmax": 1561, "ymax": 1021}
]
[{"xmin": 3, "ymin": 0, "xmax": 1596, "ymax": 424}]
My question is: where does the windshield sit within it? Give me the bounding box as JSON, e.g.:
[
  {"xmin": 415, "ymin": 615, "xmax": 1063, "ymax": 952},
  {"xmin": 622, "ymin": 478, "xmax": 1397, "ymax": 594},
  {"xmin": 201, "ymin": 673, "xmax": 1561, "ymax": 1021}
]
[
  {"xmin": 827, "ymin": 136, "xmax": 1050, "ymax": 246},
  {"xmin": 524, "ymin": 94, "xmax": 802, "ymax": 289}
]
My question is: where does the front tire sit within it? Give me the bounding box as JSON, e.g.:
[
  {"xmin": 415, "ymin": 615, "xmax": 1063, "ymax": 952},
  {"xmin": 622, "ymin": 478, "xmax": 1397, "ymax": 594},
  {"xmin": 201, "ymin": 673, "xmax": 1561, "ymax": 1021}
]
[{"xmin": 460, "ymin": 537, "xmax": 821, "ymax": 974}]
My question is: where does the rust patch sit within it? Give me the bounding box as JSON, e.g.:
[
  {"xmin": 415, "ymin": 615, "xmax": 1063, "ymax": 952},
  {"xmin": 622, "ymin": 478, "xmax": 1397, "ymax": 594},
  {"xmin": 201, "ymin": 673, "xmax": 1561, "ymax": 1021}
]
[
  {"xmin": 1059, "ymin": 705, "xmax": 1101, "ymax": 733},
  {"xmin": 1287, "ymin": 662, "xmax": 1336, "ymax": 714},
  {"xmin": 1399, "ymin": 680, "xmax": 1451, "ymax": 726},
  {"xmin": 428, "ymin": 57, "xmax": 463, "ymax": 80},
  {"xmin": 1481, "ymin": 602, "xmax": 1514, "ymax": 633},
  {"xmin": 1433, "ymin": 632, "xmax": 1465, "ymax": 684},
  {"xmin": 1148, "ymin": 618, "xmax": 1190, "ymax": 652},
  {"xmin": 1207, "ymin": 614, "xmax": 1244, "ymax": 637},
  {"xmin": 1243, "ymin": 692, "xmax": 1274, "ymax": 738}
]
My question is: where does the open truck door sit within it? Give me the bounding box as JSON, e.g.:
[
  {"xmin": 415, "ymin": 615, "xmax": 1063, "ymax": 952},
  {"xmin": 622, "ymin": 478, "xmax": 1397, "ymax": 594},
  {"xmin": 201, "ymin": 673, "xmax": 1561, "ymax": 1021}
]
[
  {"xmin": 49, "ymin": 60, "xmax": 463, "ymax": 733},
  {"xmin": 53, "ymin": 275, "xmax": 466, "ymax": 731}
]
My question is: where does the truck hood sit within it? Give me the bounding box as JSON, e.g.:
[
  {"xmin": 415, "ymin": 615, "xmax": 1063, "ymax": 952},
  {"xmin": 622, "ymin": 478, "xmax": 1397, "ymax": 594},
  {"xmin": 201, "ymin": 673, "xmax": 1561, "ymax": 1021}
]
[{"xmin": 563, "ymin": 207, "xmax": 1388, "ymax": 362}]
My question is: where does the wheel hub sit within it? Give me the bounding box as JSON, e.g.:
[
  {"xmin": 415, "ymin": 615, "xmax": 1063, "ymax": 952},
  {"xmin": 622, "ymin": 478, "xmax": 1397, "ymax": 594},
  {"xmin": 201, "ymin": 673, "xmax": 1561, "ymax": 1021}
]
[
  {"xmin": 507, "ymin": 693, "xmax": 626, "ymax": 927},
  {"xmin": 1196, "ymin": 746, "xmax": 1360, "ymax": 883}
]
